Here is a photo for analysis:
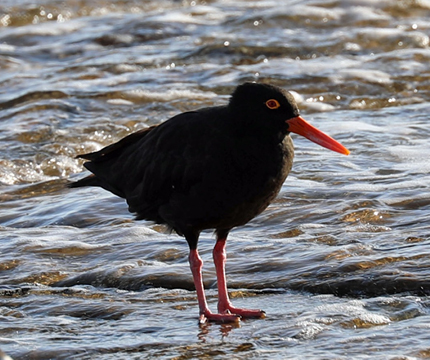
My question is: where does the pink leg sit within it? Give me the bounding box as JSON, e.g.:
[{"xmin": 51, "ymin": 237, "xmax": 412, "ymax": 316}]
[
  {"xmin": 213, "ymin": 236, "xmax": 266, "ymax": 318},
  {"xmin": 188, "ymin": 249, "xmax": 240, "ymax": 324}
]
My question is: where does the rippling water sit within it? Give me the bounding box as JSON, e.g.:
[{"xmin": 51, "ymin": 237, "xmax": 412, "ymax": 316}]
[{"xmin": 1, "ymin": 0, "xmax": 430, "ymax": 359}]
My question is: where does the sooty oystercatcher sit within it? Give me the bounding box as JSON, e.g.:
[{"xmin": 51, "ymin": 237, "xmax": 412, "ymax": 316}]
[{"xmin": 68, "ymin": 82, "xmax": 349, "ymax": 323}]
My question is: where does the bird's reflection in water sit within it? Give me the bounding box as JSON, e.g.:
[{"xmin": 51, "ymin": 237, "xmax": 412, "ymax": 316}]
[{"xmin": 197, "ymin": 321, "xmax": 240, "ymax": 342}]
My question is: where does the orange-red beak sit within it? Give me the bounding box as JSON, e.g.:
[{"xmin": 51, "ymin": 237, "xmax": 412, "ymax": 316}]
[{"xmin": 286, "ymin": 116, "xmax": 350, "ymax": 155}]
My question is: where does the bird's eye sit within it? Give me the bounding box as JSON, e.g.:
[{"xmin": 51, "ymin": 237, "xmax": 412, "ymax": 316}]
[{"xmin": 265, "ymin": 99, "xmax": 281, "ymax": 109}]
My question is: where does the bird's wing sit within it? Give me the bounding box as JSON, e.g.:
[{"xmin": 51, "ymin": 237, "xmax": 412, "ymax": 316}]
[{"xmin": 81, "ymin": 110, "xmax": 223, "ymax": 221}]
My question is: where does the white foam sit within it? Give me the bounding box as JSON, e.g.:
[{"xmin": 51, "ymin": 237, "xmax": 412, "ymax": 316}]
[
  {"xmin": 333, "ymin": 68, "xmax": 392, "ymax": 85},
  {"xmin": 299, "ymin": 223, "xmax": 327, "ymax": 229},
  {"xmin": 267, "ymin": 57, "xmax": 361, "ymax": 78},
  {"xmin": 283, "ymin": 4, "xmax": 343, "ymax": 21},
  {"xmin": 106, "ymin": 99, "xmax": 134, "ymax": 106},
  {"xmin": 295, "ymin": 321, "xmax": 324, "ymax": 339},
  {"xmin": 304, "ymin": 101, "xmax": 336, "ymax": 112},
  {"xmin": 0, "ymin": 160, "xmax": 52, "ymax": 185},
  {"xmin": 389, "ymin": 145, "xmax": 429, "ymax": 162},
  {"xmin": 0, "ymin": 43, "xmax": 15, "ymax": 52},
  {"xmin": 148, "ymin": 6, "xmax": 229, "ymax": 25},
  {"xmin": 340, "ymin": 4, "xmax": 391, "ymax": 22},
  {"xmin": 0, "ymin": 19, "xmax": 84, "ymax": 38},
  {"xmin": 125, "ymin": 88, "xmax": 217, "ymax": 102},
  {"xmin": 289, "ymin": 90, "xmax": 304, "ymax": 104}
]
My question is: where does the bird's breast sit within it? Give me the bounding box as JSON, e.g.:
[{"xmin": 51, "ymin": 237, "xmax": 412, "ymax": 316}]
[{"xmin": 203, "ymin": 135, "xmax": 294, "ymax": 229}]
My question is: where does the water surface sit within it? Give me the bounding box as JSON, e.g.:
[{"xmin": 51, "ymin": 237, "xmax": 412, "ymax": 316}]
[{"xmin": 1, "ymin": 0, "xmax": 430, "ymax": 359}]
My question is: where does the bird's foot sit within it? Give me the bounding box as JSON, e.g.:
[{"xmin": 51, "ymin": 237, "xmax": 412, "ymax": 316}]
[
  {"xmin": 199, "ymin": 311, "xmax": 241, "ymax": 324},
  {"xmin": 219, "ymin": 306, "xmax": 266, "ymax": 319},
  {"xmin": 198, "ymin": 307, "xmax": 265, "ymax": 324}
]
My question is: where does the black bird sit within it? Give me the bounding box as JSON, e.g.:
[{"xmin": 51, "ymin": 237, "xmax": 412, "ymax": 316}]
[{"xmin": 69, "ymin": 82, "xmax": 349, "ymax": 323}]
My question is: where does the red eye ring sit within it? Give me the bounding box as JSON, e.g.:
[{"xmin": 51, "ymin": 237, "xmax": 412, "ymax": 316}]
[{"xmin": 266, "ymin": 99, "xmax": 280, "ymax": 109}]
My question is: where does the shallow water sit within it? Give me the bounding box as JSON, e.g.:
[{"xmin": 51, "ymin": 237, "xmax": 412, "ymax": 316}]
[{"xmin": 1, "ymin": 0, "xmax": 430, "ymax": 359}]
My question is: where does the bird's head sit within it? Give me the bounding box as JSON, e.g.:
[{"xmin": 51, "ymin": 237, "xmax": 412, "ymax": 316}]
[{"xmin": 229, "ymin": 82, "xmax": 349, "ymax": 155}]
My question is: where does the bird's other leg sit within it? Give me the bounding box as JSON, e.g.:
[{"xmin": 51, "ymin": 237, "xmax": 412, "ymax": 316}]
[
  {"xmin": 185, "ymin": 230, "xmax": 240, "ymax": 324},
  {"xmin": 213, "ymin": 230, "xmax": 266, "ymax": 319}
]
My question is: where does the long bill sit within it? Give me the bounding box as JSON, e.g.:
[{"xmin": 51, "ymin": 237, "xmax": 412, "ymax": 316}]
[{"xmin": 286, "ymin": 116, "xmax": 350, "ymax": 155}]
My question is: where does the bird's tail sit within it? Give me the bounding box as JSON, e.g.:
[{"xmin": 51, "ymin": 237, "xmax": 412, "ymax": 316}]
[{"xmin": 67, "ymin": 174, "xmax": 99, "ymax": 189}]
